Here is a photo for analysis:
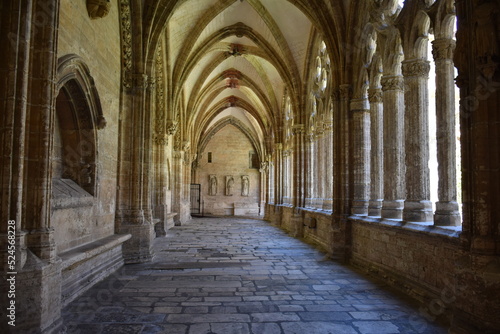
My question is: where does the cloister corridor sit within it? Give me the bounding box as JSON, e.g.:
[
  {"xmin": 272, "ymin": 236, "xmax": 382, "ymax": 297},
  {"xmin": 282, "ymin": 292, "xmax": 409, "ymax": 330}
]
[{"xmin": 61, "ymin": 217, "xmax": 448, "ymax": 334}]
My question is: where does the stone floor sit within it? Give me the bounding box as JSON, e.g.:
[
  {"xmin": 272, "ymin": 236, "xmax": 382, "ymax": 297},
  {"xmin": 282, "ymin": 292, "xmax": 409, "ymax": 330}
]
[{"xmin": 62, "ymin": 217, "xmax": 448, "ymax": 334}]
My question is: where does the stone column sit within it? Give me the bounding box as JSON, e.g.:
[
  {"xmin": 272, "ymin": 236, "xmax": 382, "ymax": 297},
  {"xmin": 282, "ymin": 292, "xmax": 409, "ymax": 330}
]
[
  {"xmin": 432, "ymin": 38, "xmax": 461, "ymax": 226},
  {"xmin": 336, "ymin": 85, "xmax": 351, "ymax": 216},
  {"xmin": 0, "ymin": 2, "xmax": 64, "ymax": 333},
  {"xmin": 402, "ymin": 59, "xmax": 433, "ymax": 222},
  {"xmin": 381, "ymin": 75, "xmax": 405, "ymax": 220},
  {"xmin": 351, "ymin": 98, "xmax": 371, "ymax": 216},
  {"xmin": 275, "ymin": 143, "xmax": 283, "ymax": 205},
  {"xmin": 368, "ymin": 88, "xmax": 383, "ymax": 217},
  {"xmin": 323, "ymin": 121, "xmax": 334, "ymax": 211},
  {"xmin": 259, "ymin": 163, "xmax": 267, "ymax": 215},
  {"xmin": 292, "ymin": 124, "xmax": 305, "ymax": 208},
  {"xmin": 315, "ymin": 125, "xmax": 325, "ymax": 209},
  {"xmin": 268, "ymin": 159, "xmax": 275, "ymax": 205},
  {"xmin": 172, "ymin": 151, "xmax": 185, "ymax": 225},
  {"xmin": 305, "ymin": 132, "xmax": 315, "ymax": 208},
  {"xmin": 283, "ymin": 149, "xmax": 291, "ymax": 205}
]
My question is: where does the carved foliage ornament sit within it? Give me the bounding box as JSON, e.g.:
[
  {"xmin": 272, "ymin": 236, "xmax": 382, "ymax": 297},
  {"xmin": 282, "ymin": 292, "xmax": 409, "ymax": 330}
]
[
  {"xmin": 154, "ymin": 43, "xmax": 167, "ymax": 146},
  {"xmin": 368, "ymin": 88, "xmax": 383, "ymax": 103},
  {"xmin": 402, "ymin": 60, "xmax": 430, "ymax": 78},
  {"xmin": 381, "ymin": 76, "xmax": 405, "ymax": 91},
  {"xmin": 87, "ymin": 0, "xmax": 111, "ymax": 19},
  {"xmin": 119, "ymin": 0, "xmax": 132, "ymax": 88},
  {"xmin": 432, "ymin": 39, "xmax": 456, "ymax": 61}
]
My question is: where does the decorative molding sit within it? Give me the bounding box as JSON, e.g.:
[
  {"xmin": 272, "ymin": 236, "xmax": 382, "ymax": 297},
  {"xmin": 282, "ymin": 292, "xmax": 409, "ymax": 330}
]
[
  {"xmin": 57, "ymin": 54, "xmax": 106, "ymax": 131},
  {"xmin": 174, "ymin": 131, "xmax": 181, "ymax": 151},
  {"xmin": 381, "ymin": 75, "xmax": 405, "ymax": 91},
  {"xmin": 154, "ymin": 43, "xmax": 166, "ymax": 146},
  {"xmin": 153, "ymin": 134, "xmax": 168, "ymax": 146},
  {"xmin": 225, "ymin": 43, "xmax": 246, "ymax": 58},
  {"xmin": 87, "ymin": 0, "xmax": 111, "ymax": 19},
  {"xmin": 119, "ymin": 0, "xmax": 133, "ymax": 89},
  {"xmin": 402, "ymin": 59, "xmax": 431, "ymax": 78},
  {"xmin": 432, "ymin": 38, "xmax": 456, "ymax": 61}
]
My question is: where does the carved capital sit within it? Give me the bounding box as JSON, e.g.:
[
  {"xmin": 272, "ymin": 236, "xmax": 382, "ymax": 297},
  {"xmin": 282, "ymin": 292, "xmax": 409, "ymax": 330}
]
[
  {"xmin": 323, "ymin": 121, "xmax": 333, "ymax": 131},
  {"xmin": 432, "ymin": 38, "xmax": 456, "ymax": 61},
  {"xmin": 339, "ymin": 84, "xmax": 351, "ymax": 100},
  {"xmin": 381, "ymin": 75, "xmax": 404, "ymax": 91},
  {"xmin": 292, "ymin": 124, "xmax": 305, "ymax": 135},
  {"xmin": 87, "ymin": 0, "xmax": 111, "ymax": 19},
  {"xmin": 402, "ymin": 59, "xmax": 430, "ymax": 78},
  {"xmin": 368, "ymin": 88, "xmax": 383, "ymax": 103}
]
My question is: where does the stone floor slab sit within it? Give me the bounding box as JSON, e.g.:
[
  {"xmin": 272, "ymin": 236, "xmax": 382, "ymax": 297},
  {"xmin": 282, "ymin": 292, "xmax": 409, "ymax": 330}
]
[{"xmin": 62, "ymin": 217, "xmax": 448, "ymax": 334}]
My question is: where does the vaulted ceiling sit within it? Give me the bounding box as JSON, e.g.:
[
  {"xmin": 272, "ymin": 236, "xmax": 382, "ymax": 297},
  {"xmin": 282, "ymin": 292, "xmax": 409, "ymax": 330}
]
[{"xmin": 162, "ymin": 0, "xmax": 324, "ymax": 158}]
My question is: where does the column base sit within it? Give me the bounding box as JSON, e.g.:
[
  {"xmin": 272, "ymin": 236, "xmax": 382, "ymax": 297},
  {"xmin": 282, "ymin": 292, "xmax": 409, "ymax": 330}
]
[
  {"xmin": 403, "ymin": 200, "xmax": 433, "ymax": 222},
  {"xmin": 0, "ymin": 251, "xmax": 63, "ymax": 333},
  {"xmin": 434, "ymin": 201, "xmax": 461, "ymax": 226},
  {"xmin": 351, "ymin": 199, "xmax": 369, "ymax": 216},
  {"xmin": 381, "ymin": 200, "xmax": 404, "ymax": 220},
  {"xmin": 117, "ymin": 218, "xmax": 155, "ymax": 264},
  {"xmin": 322, "ymin": 199, "xmax": 333, "ymax": 211},
  {"xmin": 368, "ymin": 199, "xmax": 383, "ymax": 217}
]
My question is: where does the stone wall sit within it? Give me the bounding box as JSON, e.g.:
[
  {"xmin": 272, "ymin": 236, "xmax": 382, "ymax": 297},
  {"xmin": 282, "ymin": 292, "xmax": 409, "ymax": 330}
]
[
  {"xmin": 349, "ymin": 220, "xmax": 461, "ymax": 314},
  {"xmin": 54, "ymin": 0, "xmax": 121, "ymax": 251},
  {"xmin": 195, "ymin": 124, "xmax": 260, "ymax": 216}
]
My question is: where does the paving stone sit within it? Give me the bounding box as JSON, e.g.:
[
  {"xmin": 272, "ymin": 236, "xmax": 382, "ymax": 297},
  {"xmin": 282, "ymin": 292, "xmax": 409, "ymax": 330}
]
[
  {"xmin": 251, "ymin": 322, "xmax": 282, "ymax": 334},
  {"xmin": 281, "ymin": 322, "xmax": 359, "ymax": 334},
  {"xmin": 167, "ymin": 313, "xmax": 251, "ymax": 323},
  {"xmin": 210, "ymin": 322, "xmax": 250, "ymax": 334},
  {"xmin": 353, "ymin": 320, "xmax": 401, "ymax": 333},
  {"xmin": 101, "ymin": 324, "xmax": 143, "ymax": 334},
  {"xmin": 250, "ymin": 312, "xmax": 301, "ymax": 322},
  {"xmin": 153, "ymin": 306, "xmax": 183, "ymax": 314},
  {"xmin": 61, "ymin": 218, "xmax": 447, "ymax": 334},
  {"xmin": 298, "ymin": 311, "xmax": 353, "ymax": 321}
]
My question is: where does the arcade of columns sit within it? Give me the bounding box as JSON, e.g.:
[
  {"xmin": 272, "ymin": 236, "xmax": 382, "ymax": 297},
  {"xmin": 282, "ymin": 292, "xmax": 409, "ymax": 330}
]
[{"xmin": 0, "ymin": 0, "xmax": 499, "ymax": 333}]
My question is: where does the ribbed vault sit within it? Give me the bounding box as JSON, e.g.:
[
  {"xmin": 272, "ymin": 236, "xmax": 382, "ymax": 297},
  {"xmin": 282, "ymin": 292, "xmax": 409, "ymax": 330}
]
[{"xmin": 142, "ymin": 0, "xmax": 348, "ymax": 161}]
